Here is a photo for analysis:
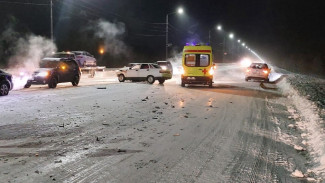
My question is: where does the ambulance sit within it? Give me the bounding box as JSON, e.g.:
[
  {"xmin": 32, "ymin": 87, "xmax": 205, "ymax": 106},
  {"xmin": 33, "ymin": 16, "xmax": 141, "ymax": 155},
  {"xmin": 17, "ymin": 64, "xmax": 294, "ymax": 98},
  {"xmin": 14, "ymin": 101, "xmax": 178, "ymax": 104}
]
[{"xmin": 181, "ymin": 45, "xmax": 214, "ymax": 87}]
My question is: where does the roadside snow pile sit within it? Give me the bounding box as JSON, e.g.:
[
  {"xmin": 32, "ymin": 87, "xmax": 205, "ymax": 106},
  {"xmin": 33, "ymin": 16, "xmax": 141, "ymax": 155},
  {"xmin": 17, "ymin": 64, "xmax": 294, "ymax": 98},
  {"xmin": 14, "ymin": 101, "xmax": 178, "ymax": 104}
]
[
  {"xmin": 278, "ymin": 74, "xmax": 325, "ymax": 179},
  {"xmin": 287, "ymin": 75, "xmax": 325, "ymax": 117}
]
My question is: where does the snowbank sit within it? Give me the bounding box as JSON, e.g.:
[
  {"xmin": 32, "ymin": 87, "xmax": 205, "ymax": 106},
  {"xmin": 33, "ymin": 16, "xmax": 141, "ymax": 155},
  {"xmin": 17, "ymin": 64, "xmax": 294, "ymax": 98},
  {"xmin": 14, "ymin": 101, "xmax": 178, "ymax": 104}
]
[{"xmin": 277, "ymin": 74, "xmax": 325, "ymax": 178}]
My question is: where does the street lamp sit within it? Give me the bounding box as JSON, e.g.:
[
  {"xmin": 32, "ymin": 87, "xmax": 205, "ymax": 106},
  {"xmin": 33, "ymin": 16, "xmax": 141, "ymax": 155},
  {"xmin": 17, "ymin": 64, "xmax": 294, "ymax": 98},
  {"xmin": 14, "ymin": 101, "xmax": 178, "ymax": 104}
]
[
  {"xmin": 217, "ymin": 25, "xmax": 222, "ymax": 30},
  {"xmin": 242, "ymin": 43, "xmax": 245, "ymax": 46},
  {"xmin": 166, "ymin": 7, "xmax": 183, "ymax": 60},
  {"xmin": 237, "ymin": 39, "xmax": 241, "ymax": 43},
  {"xmin": 229, "ymin": 33, "xmax": 234, "ymax": 39}
]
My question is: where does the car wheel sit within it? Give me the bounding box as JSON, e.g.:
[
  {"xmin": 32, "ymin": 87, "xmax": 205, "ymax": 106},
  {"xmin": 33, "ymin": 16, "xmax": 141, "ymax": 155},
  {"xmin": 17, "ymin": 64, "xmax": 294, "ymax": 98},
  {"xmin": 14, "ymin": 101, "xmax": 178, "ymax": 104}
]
[
  {"xmin": 158, "ymin": 79, "xmax": 165, "ymax": 84},
  {"xmin": 245, "ymin": 77, "xmax": 249, "ymax": 81},
  {"xmin": 181, "ymin": 80, "xmax": 185, "ymax": 87},
  {"xmin": 0, "ymin": 82, "xmax": 9, "ymax": 96},
  {"xmin": 72, "ymin": 75, "xmax": 80, "ymax": 86},
  {"xmin": 147, "ymin": 75, "xmax": 155, "ymax": 84},
  {"xmin": 48, "ymin": 77, "xmax": 58, "ymax": 88},
  {"xmin": 24, "ymin": 82, "xmax": 31, "ymax": 88},
  {"xmin": 208, "ymin": 80, "xmax": 213, "ymax": 88},
  {"xmin": 118, "ymin": 74, "xmax": 125, "ymax": 82}
]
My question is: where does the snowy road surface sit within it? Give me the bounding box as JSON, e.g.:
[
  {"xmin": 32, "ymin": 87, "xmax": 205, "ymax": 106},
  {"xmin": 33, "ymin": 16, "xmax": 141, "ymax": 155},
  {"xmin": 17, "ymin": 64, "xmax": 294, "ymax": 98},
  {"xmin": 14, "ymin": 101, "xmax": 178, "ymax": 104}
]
[{"xmin": 0, "ymin": 63, "xmax": 323, "ymax": 182}]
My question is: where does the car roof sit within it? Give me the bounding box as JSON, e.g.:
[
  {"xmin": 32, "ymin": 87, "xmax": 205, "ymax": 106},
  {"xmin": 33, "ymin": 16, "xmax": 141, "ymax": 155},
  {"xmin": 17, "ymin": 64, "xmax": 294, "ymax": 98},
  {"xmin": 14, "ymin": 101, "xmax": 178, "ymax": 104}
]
[
  {"xmin": 129, "ymin": 63, "xmax": 154, "ymax": 65},
  {"xmin": 251, "ymin": 62, "xmax": 267, "ymax": 65},
  {"xmin": 156, "ymin": 61, "xmax": 170, "ymax": 63},
  {"xmin": 54, "ymin": 52, "xmax": 75, "ymax": 55},
  {"xmin": 71, "ymin": 51, "xmax": 85, "ymax": 53}
]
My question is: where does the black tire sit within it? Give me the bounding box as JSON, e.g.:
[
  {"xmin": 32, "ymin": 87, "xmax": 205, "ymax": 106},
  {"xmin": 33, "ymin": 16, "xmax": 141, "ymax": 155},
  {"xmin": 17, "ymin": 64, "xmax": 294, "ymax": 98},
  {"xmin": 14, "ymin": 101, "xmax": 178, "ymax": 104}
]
[
  {"xmin": 0, "ymin": 82, "xmax": 9, "ymax": 96},
  {"xmin": 48, "ymin": 77, "xmax": 58, "ymax": 88},
  {"xmin": 208, "ymin": 80, "xmax": 213, "ymax": 88},
  {"xmin": 118, "ymin": 74, "xmax": 125, "ymax": 82},
  {"xmin": 158, "ymin": 79, "xmax": 165, "ymax": 84},
  {"xmin": 72, "ymin": 75, "xmax": 80, "ymax": 86},
  {"xmin": 245, "ymin": 77, "xmax": 249, "ymax": 82},
  {"xmin": 147, "ymin": 75, "xmax": 155, "ymax": 84},
  {"xmin": 24, "ymin": 82, "xmax": 31, "ymax": 88},
  {"xmin": 181, "ymin": 80, "xmax": 185, "ymax": 87}
]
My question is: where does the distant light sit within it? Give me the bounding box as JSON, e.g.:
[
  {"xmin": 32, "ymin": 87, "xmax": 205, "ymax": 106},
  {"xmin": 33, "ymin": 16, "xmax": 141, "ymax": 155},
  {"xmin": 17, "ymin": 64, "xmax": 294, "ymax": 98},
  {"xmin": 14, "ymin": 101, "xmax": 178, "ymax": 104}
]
[
  {"xmin": 240, "ymin": 58, "xmax": 252, "ymax": 67},
  {"xmin": 242, "ymin": 43, "xmax": 245, "ymax": 46},
  {"xmin": 237, "ymin": 39, "xmax": 241, "ymax": 43},
  {"xmin": 245, "ymin": 46, "xmax": 248, "ymax": 48},
  {"xmin": 186, "ymin": 43, "xmax": 190, "ymax": 46},
  {"xmin": 217, "ymin": 25, "xmax": 222, "ymax": 31},
  {"xmin": 178, "ymin": 8, "xmax": 184, "ymax": 14},
  {"xmin": 99, "ymin": 48, "xmax": 105, "ymax": 55},
  {"xmin": 229, "ymin": 33, "xmax": 234, "ymax": 39}
]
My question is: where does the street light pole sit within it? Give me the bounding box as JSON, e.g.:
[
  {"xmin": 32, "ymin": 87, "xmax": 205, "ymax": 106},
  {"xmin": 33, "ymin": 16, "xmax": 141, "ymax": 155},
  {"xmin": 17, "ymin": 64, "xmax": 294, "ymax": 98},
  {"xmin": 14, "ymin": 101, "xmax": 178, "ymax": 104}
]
[
  {"xmin": 50, "ymin": 0, "xmax": 53, "ymax": 41},
  {"xmin": 165, "ymin": 8, "xmax": 183, "ymax": 61},
  {"xmin": 165, "ymin": 14, "xmax": 169, "ymax": 61}
]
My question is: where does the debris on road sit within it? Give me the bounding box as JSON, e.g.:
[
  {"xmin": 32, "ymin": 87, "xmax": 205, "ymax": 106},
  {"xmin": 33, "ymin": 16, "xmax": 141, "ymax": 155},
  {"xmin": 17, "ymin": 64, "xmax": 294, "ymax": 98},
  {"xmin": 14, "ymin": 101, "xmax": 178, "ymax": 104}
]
[
  {"xmin": 54, "ymin": 160, "xmax": 62, "ymax": 163},
  {"xmin": 291, "ymin": 169, "xmax": 304, "ymax": 178}
]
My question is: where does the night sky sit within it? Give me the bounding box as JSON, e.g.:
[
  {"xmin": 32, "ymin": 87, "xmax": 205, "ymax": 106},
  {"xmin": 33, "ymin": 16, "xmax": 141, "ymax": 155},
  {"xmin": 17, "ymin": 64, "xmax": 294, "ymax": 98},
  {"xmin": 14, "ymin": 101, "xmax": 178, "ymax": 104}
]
[{"xmin": 0, "ymin": 0, "xmax": 324, "ymax": 75}]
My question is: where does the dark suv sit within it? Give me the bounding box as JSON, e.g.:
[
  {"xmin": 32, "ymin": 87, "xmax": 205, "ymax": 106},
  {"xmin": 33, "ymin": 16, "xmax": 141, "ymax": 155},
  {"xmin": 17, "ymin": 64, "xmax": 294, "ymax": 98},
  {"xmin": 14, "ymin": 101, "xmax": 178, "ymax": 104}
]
[
  {"xmin": 25, "ymin": 58, "xmax": 81, "ymax": 89},
  {"xmin": 0, "ymin": 69, "xmax": 13, "ymax": 96}
]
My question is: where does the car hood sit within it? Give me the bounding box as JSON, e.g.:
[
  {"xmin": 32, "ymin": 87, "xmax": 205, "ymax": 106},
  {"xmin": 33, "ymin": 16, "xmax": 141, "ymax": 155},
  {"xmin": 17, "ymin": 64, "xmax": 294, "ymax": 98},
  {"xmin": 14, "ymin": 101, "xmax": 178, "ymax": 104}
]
[
  {"xmin": 0, "ymin": 71, "xmax": 11, "ymax": 77},
  {"xmin": 118, "ymin": 67, "xmax": 130, "ymax": 71},
  {"xmin": 34, "ymin": 68, "xmax": 54, "ymax": 73}
]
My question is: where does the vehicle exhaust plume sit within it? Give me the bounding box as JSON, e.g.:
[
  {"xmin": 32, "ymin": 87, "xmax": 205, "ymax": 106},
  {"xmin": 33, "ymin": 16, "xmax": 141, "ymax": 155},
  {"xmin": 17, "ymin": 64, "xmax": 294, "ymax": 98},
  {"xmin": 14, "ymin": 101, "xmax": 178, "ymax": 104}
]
[
  {"xmin": 91, "ymin": 19, "xmax": 128, "ymax": 56},
  {"xmin": 7, "ymin": 35, "xmax": 56, "ymax": 90}
]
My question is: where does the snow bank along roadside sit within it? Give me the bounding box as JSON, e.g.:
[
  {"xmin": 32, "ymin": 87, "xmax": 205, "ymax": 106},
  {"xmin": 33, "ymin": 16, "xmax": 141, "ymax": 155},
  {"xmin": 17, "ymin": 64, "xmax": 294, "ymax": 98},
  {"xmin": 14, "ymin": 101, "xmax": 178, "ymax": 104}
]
[{"xmin": 277, "ymin": 75, "xmax": 325, "ymax": 179}]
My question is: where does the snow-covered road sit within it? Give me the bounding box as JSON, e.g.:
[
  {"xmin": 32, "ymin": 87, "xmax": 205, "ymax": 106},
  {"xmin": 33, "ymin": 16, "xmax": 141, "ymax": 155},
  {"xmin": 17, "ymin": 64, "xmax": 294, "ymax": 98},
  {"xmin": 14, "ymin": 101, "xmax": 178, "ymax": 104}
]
[{"xmin": 0, "ymin": 63, "xmax": 323, "ymax": 182}]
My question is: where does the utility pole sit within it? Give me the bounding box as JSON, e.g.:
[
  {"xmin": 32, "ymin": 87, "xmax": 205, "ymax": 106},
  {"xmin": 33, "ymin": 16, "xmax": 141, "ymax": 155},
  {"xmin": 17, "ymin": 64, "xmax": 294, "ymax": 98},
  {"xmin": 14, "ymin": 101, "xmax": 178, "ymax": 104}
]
[
  {"xmin": 50, "ymin": 0, "xmax": 53, "ymax": 41},
  {"xmin": 165, "ymin": 14, "xmax": 168, "ymax": 61}
]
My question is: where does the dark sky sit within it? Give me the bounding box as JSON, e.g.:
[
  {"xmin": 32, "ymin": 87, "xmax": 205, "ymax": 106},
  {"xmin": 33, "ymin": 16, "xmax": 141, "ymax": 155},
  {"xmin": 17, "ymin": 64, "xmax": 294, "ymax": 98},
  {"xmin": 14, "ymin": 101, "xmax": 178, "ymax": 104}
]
[{"xmin": 0, "ymin": 0, "xmax": 324, "ymax": 69}]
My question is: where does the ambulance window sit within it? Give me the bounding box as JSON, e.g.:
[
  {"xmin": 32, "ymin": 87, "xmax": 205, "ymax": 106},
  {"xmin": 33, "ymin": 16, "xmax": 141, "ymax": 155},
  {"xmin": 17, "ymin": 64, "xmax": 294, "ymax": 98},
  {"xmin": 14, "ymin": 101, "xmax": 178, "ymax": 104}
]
[
  {"xmin": 199, "ymin": 54, "xmax": 209, "ymax": 67},
  {"xmin": 185, "ymin": 54, "xmax": 196, "ymax": 67}
]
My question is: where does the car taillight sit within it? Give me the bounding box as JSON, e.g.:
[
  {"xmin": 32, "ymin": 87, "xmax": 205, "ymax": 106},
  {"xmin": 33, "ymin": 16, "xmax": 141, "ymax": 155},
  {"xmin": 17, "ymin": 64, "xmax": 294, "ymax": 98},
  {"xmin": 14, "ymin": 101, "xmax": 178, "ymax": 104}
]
[
  {"xmin": 209, "ymin": 67, "xmax": 214, "ymax": 75},
  {"xmin": 263, "ymin": 69, "xmax": 269, "ymax": 74},
  {"xmin": 180, "ymin": 67, "xmax": 185, "ymax": 75}
]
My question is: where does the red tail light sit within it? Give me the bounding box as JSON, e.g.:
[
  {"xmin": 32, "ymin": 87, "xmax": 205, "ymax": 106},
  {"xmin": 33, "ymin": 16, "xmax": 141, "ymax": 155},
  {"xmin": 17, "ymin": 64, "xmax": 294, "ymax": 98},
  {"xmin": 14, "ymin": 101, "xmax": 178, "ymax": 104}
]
[{"xmin": 263, "ymin": 69, "xmax": 269, "ymax": 74}]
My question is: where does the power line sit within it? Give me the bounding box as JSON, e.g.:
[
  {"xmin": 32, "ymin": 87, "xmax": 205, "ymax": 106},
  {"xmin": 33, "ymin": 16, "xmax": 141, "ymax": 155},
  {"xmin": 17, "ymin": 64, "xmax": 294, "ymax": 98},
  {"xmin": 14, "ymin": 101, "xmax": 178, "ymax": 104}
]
[{"xmin": 0, "ymin": 0, "xmax": 49, "ymax": 6}]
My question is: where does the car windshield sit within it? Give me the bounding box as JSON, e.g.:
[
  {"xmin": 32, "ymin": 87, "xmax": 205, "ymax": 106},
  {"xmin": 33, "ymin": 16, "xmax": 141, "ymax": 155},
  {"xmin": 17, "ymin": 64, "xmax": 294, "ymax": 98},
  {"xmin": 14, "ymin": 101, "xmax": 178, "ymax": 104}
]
[
  {"xmin": 151, "ymin": 64, "xmax": 160, "ymax": 68},
  {"xmin": 250, "ymin": 63, "xmax": 267, "ymax": 69},
  {"xmin": 39, "ymin": 61, "xmax": 59, "ymax": 68},
  {"xmin": 73, "ymin": 52, "xmax": 82, "ymax": 55}
]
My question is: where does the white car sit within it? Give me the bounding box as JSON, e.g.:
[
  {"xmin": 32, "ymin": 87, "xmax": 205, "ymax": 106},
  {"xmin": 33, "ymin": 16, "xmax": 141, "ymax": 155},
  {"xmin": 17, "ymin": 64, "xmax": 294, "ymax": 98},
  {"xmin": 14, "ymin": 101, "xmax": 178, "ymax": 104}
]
[
  {"xmin": 245, "ymin": 63, "xmax": 271, "ymax": 82},
  {"xmin": 72, "ymin": 51, "xmax": 97, "ymax": 67},
  {"xmin": 116, "ymin": 63, "xmax": 172, "ymax": 84}
]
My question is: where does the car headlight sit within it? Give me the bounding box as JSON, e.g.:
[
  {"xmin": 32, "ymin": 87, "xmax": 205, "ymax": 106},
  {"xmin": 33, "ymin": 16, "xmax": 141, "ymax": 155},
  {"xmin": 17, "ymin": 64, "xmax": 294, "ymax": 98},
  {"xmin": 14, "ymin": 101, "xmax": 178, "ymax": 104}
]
[
  {"xmin": 36, "ymin": 71, "xmax": 50, "ymax": 77},
  {"xmin": 209, "ymin": 67, "xmax": 214, "ymax": 75},
  {"xmin": 161, "ymin": 66, "xmax": 167, "ymax": 71}
]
